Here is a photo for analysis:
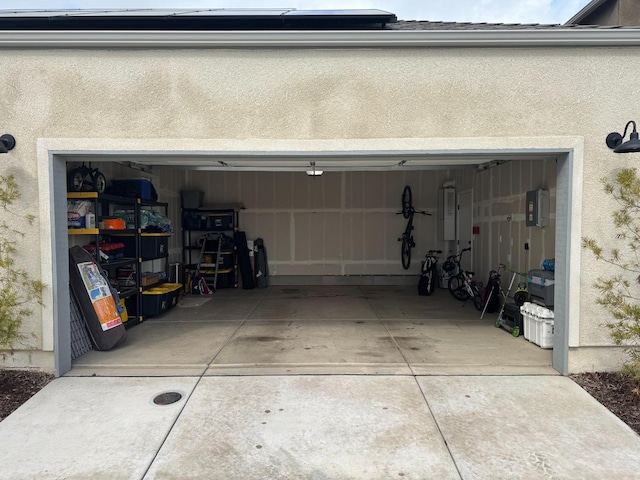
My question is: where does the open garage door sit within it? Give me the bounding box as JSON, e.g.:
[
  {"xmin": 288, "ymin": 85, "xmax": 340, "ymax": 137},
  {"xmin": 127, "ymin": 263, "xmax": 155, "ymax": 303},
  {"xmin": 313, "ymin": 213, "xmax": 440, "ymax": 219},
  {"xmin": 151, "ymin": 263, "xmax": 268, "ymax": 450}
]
[{"xmin": 43, "ymin": 139, "xmax": 577, "ymax": 376}]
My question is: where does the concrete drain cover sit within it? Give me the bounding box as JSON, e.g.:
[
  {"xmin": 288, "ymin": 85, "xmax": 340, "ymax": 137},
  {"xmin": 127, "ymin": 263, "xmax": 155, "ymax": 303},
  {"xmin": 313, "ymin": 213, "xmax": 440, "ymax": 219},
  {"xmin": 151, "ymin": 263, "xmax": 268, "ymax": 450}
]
[{"xmin": 153, "ymin": 391, "xmax": 182, "ymax": 405}]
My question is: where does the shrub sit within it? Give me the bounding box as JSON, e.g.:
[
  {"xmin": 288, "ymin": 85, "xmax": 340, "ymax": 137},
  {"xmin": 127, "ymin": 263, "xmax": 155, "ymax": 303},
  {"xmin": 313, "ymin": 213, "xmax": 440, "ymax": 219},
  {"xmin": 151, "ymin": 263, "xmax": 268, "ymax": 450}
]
[
  {"xmin": 0, "ymin": 175, "xmax": 44, "ymax": 353},
  {"xmin": 583, "ymin": 168, "xmax": 640, "ymax": 380}
]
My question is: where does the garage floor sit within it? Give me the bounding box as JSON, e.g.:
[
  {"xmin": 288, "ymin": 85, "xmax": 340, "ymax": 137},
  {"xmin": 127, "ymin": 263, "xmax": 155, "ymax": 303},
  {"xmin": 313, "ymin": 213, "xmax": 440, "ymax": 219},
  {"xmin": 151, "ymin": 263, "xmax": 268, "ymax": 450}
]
[{"xmin": 68, "ymin": 285, "xmax": 555, "ymax": 377}]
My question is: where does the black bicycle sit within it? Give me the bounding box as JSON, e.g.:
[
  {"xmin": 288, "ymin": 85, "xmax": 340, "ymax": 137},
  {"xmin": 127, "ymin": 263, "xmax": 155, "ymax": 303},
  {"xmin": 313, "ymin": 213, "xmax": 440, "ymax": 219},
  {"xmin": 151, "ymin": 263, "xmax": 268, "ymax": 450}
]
[
  {"xmin": 446, "ymin": 247, "xmax": 483, "ymax": 310},
  {"xmin": 419, "ymin": 249, "xmax": 442, "ymax": 295},
  {"xmin": 397, "ymin": 185, "xmax": 431, "ymax": 269}
]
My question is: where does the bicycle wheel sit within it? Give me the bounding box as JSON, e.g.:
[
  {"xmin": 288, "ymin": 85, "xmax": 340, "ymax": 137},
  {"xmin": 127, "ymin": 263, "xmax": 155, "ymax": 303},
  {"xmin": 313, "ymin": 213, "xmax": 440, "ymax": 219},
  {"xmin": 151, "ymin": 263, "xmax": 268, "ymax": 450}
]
[
  {"xmin": 401, "ymin": 237, "xmax": 411, "ymax": 269},
  {"xmin": 448, "ymin": 274, "xmax": 470, "ymax": 301},
  {"xmin": 473, "ymin": 293, "xmax": 483, "ymax": 311},
  {"xmin": 428, "ymin": 264, "xmax": 437, "ymax": 294},
  {"xmin": 402, "ymin": 185, "xmax": 412, "ymax": 219},
  {"xmin": 93, "ymin": 172, "xmax": 107, "ymax": 194},
  {"xmin": 68, "ymin": 170, "xmax": 84, "ymax": 192}
]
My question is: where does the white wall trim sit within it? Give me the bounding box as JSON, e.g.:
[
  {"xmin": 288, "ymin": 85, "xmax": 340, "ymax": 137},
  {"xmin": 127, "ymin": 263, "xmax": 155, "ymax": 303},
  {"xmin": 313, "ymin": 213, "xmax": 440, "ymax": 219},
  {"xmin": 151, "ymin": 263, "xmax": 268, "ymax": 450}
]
[
  {"xmin": 38, "ymin": 135, "xmax": 583, "ymax": 375},
  {"xmin": 37, "ymin": 143, "xmax": 55, "ymax": 352}
]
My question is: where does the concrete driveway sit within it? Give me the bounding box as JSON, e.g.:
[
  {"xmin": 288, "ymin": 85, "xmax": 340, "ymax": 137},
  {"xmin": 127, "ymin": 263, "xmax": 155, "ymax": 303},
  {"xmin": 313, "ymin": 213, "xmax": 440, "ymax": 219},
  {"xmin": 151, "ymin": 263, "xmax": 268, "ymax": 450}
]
[
  {"xmin": 1, "ymin": 374, "xmax": 639, "ymax": 479},
  {"xmin": 3, "ymin": 286, "xmax": 637, "ymax": 478}
]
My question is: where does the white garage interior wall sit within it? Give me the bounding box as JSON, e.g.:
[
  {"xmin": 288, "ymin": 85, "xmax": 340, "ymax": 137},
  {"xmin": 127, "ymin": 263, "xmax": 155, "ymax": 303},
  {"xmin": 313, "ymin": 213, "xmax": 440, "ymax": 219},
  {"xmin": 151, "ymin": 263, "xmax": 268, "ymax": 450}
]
[{"xmin": 76, "ymin": 158, "xmax": 556, "ymax": 286}]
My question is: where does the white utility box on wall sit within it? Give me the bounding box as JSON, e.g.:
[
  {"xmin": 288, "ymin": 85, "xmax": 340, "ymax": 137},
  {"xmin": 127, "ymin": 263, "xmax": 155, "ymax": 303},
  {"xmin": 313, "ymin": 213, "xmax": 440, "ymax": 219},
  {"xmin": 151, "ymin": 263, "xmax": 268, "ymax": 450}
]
[
  {"xmin": 439, "ymin": 187, "xmax": 456, "ymax": 240},
  {"xmin": 525, "ymin": 189, "xmax": 550, "ymax": 227}
]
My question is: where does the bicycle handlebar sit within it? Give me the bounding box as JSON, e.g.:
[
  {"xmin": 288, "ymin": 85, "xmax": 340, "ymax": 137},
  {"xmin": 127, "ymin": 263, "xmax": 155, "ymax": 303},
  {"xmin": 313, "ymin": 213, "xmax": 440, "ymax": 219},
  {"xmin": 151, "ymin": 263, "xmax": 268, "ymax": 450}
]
[
  {"xmin": 396, "ymin": 209, "xmax": 431, "ymax": 216},
  {"xmin": 446, "ymin": 247, "xmax": 471, "ymax": 264}
]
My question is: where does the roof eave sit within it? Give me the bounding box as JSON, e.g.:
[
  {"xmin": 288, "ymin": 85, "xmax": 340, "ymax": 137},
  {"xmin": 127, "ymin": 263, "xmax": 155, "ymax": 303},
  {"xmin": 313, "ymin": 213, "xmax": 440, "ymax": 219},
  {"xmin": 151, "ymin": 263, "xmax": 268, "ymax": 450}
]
[
  {"xmin": 565, "ymin": 0, "xmax": 609, "ymax": 25},
  {"xmin": 0, "ymin": 28, "xmax": 639, "ymax": 48}
]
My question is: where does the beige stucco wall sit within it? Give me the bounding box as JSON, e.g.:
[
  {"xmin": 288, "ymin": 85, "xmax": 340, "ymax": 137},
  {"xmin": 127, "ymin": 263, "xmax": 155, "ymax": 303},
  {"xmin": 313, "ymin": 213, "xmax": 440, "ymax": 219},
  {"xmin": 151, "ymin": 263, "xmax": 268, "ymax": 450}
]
[{"xmin": 0, "ymin": 45, "xmax": 637, "ymax": 373}]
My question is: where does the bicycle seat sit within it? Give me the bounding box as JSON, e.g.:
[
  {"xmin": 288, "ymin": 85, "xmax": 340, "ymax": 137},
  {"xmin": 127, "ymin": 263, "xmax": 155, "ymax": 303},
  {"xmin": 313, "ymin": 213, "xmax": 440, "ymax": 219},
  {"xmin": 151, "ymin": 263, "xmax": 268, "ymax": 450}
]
[{"xmin": 465, "ymin": 271, "xmax": 475, "ymax": 276}]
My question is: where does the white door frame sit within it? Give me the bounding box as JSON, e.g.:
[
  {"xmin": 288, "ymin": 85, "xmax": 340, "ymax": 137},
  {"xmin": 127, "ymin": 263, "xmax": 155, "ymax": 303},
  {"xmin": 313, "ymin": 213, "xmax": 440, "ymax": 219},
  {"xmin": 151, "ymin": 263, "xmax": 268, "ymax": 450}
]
[{"xmin": 456, "ymin": 189, "xmax": 473, "ymax": 272}]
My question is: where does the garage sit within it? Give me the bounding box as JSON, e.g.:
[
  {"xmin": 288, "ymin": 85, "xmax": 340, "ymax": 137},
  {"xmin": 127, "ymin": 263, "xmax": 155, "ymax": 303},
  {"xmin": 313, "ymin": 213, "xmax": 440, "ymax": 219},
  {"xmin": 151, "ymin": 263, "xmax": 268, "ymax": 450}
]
[
  {"xmin": 12, "ymin": 7, "xmax": 630, "ymax": 377},
  {"xmin": 58, "ymin": 139, "xmax": 568, "ymax": 377}
]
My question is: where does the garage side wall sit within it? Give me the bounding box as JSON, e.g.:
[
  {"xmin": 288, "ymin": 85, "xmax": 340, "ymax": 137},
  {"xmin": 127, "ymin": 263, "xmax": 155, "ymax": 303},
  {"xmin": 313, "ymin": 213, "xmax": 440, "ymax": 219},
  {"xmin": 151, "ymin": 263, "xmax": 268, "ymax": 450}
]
[{"xmin": 469, "ymin": 160, "xmax": 557, "ymax": 281}]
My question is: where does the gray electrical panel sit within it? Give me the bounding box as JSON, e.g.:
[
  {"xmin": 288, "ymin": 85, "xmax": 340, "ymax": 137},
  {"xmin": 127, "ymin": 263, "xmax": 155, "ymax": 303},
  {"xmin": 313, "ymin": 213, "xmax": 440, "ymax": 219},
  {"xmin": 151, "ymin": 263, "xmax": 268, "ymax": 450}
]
[{"xmin": 526, "ymin": 189, "xmax": 550, "ymax": 227}]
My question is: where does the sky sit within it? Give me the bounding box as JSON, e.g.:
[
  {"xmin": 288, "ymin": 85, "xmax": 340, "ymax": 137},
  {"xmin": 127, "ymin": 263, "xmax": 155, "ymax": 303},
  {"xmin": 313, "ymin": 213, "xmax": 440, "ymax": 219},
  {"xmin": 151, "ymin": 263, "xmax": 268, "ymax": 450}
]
[{"xmin": 0, "ymin": 0, "xmax": 594, "ymax": 25}]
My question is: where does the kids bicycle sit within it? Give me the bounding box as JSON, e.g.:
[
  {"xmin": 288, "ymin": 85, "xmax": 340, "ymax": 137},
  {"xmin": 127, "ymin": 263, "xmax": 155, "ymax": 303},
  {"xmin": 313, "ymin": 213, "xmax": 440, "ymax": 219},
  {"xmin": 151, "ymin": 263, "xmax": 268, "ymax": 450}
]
[
  {"xmin": 397, "ymin": 185, "xmax": 431, "ymax": 269},
  {"xmin": 446, "ymin": 247, "xmax": 483, "ymax": 310},
  {"xmin": 418, "ymin": 249, "xmax": 442, "ymax": 296}
]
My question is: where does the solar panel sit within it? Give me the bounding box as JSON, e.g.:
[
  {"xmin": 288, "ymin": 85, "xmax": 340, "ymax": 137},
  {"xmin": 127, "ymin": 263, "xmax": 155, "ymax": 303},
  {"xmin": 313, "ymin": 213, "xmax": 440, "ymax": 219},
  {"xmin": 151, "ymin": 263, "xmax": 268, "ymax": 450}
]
[
  {"xmin": 0, "ymin": 8, "xmax": 397, "ymax": 29},
  {"xmin": 177, "ymin": 9, "xmax": 294, "ymax": 17},
  {"xmin": 285, "ymin": 10, "xmax": 394, "ymax": 17}
]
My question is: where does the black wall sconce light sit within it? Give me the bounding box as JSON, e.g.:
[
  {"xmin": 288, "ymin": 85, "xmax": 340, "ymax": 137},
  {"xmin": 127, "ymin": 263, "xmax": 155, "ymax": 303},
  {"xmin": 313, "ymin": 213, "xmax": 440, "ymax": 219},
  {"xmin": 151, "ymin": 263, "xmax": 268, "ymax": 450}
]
[
  {"xmin": 606, "ymin": 121, "xmax": 640, "ymax": 153},
  {"xmin": 0, "ymin": 134, "xmax": 15, "ymax": 153}
]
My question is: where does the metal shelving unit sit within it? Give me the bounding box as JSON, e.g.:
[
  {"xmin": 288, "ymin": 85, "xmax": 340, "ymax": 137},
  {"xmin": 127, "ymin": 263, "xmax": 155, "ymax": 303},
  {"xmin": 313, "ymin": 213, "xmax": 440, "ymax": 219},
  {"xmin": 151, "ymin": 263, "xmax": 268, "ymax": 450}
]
[
  {"xmin": 67, "ymin": 192, "xmax": 172, "ymax": 324},
  {"xmin": 181, "ymin": 207, "xmax": 239, "ymax": 291}
]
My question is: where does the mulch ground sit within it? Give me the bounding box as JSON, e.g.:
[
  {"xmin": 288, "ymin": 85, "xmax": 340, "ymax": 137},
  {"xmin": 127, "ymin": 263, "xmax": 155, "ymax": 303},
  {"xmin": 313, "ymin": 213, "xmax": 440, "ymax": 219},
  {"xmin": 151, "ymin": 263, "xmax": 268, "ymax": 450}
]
[
  {"xmin": 1, "ymin": 369, "xmax": 640, "ymax": 435},
  {"xmin": 570, "ymin": 371, "xmax": 640, "ymax": 435},
  {"xmin": 0, "ymin": 369, "xmax": 54, "ymax": 421}
]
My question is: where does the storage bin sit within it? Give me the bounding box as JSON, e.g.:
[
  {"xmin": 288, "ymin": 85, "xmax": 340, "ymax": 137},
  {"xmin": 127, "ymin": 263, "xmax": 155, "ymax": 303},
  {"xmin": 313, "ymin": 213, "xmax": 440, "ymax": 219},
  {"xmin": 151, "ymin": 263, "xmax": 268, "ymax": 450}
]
[
  {"xmin": 183, "ymin": 211, "xmax": 208, "ymax": 229},
  {"xmin": 141, "ymin": 283, "xmax": 182, "ymax": 317},
  {"xmin": 521, "ymin": 303, "xmax": 532, "ymax": 341},
  {"xmin": 207, "ymin": 213, "xmax": 234, "ymax": 231},
  {"xmin": 537, "ymin": 308, "xmax": 555, "ymax": 349},
  {"xmin": 181, "ymin": 191, "xmax": 204, "ymax": 209},
  {"xmin": 108, "ymin": 178, "xmax": 157, "ymax": 201},
  {"xmin": 520, "ymin": 303, "xmax": 554, "ymax": 348},
  {"xmin": 123, "ymin": 234, "xmax": 169, "ymax": 260},
  {"xmin": 100, "ymin": 218, "xmax": 126, "ymax": 230},
  {"xmin": 83, "ymin": 242, "xmax": 125, "ymax": 263},
  {"xmin": 527, "ymin": 269, "xmax": 555, "ymax": 307}
]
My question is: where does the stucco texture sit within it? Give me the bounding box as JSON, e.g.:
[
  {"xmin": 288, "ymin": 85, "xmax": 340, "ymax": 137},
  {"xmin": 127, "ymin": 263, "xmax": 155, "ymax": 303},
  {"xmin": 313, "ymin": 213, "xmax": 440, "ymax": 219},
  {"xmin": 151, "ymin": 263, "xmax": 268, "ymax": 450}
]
[{"xmin": 0, "ymin": 46, "xmax": 637, "ymax": 371}]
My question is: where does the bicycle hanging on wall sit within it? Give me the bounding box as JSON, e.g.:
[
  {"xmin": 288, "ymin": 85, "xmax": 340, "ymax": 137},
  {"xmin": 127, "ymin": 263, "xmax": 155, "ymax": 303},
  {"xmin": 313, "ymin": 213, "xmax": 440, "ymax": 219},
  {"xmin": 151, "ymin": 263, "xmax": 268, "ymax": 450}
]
[{"xmin": 397, "ymin": 185, "xmax": 431, "ymax": 269}]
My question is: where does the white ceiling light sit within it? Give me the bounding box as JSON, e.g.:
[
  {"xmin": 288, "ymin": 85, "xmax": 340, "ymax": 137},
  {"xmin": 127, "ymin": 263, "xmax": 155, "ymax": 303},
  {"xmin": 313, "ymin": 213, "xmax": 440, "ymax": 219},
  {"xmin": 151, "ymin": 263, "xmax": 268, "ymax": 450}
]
[{"xmin": 305, "ymin": 161, "xmax": 323, "ymax": 176}]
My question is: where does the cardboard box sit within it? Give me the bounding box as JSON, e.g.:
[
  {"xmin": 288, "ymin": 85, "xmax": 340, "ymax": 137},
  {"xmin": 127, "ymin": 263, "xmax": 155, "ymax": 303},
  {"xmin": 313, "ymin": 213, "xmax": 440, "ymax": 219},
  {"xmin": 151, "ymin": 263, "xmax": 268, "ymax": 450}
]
[{"xmin": 141, "ymin": 274, "xmax": 160, "ymax": 287}]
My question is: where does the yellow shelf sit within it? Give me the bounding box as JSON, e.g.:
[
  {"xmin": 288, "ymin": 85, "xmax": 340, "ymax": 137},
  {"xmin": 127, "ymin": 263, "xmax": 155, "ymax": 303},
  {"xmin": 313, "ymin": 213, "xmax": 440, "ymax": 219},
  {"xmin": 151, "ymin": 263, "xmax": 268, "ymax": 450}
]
[
  {"xmin": 68, "ymin": 228, "xmax": 99, "ymax": 235},
  {"xmin": 67, "ymin": 192, "xmax": 98, "ymax": 199}
]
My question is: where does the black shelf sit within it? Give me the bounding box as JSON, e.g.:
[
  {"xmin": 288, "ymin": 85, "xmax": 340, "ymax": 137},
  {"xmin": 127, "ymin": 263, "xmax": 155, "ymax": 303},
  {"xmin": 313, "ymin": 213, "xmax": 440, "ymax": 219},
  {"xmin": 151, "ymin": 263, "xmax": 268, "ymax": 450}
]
[
  {"xmin": 100, "ymin": 229, "xmax": 137, "ymax": 236},
  {"xmin": 68, "ymin": 191, "xmax": 172, "ymax": 323},
  {"xmin": 99, "ymin": 257, "xmax": 137, "ymax": 269},
  {"xmin": 182, "ymin": 207, "xmax": 239, "ymax": 290},
  {"xmin": 118, "ymin": 287, "xmax": 139, "ymax": 300}
]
